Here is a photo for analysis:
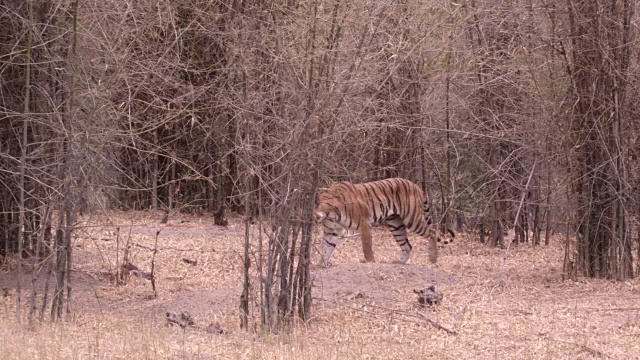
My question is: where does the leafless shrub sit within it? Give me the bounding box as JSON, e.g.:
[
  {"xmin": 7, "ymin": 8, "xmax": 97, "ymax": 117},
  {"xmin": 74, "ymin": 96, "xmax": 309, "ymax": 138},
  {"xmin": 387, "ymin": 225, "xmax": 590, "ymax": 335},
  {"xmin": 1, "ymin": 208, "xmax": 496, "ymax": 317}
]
[{"xmin": 1, "ymin": 0, "xmax": 639, "ymax": 328}]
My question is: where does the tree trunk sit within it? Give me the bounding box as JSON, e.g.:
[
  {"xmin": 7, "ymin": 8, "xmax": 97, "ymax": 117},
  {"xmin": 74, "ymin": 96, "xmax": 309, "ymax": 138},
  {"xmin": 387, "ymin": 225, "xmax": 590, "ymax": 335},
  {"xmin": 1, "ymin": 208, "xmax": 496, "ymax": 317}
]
[
  {"xmin": 544, "ymin": 161, "xmax": 552, "ymax": 246},
  {"xmin": 489, "ymin": 144, "xmax": 502, "ymax": 247},
  {"xmin": 568, "ymin": 0, "xmax": 632, "ymax": 279},
  {"xmin": 16, "ymin": 0, "xmax": 35, "ymax": 323},
  {"xmin": 533, "ymin": 186, "xmax": 541, "ymax": 246},
  {"xmin": 240, "ymin": 174, "xmax": 251, "ymax": 329},
  {"xmin": 151, "ymin": 129, "xmax": 159, "ymax": 210}
]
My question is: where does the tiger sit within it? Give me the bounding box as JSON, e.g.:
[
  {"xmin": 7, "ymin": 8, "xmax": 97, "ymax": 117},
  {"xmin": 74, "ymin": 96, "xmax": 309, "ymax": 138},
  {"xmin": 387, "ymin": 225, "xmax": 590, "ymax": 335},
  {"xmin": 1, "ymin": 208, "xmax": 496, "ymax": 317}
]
[{"xmin": 313, "ymin": 178, "xmax": 455, "ymax": 267}]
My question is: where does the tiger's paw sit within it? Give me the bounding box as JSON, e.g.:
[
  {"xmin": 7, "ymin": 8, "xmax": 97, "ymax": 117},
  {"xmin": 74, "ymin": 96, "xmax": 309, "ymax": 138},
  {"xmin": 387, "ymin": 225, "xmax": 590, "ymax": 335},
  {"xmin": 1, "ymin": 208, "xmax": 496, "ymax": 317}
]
[
  {"xmin": 391, "ymin": 260, "xmax": 408, "ymax": 265},
  {"xmin": 360, "ymin": 259, "xmax": 376, "ymax": 264}
]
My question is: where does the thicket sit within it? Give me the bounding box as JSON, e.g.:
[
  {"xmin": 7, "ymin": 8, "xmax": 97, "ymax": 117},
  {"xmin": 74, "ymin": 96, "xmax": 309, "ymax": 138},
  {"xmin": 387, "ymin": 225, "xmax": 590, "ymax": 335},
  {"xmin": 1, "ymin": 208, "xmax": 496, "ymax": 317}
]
[{"xmin": 1, "ymin": 0, "xmax": 638, "ymax": 327}]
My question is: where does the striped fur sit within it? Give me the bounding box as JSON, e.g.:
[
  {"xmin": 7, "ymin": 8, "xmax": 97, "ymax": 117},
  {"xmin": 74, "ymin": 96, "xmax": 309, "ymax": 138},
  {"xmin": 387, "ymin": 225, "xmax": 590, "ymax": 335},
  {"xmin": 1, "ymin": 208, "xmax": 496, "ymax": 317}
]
[{"xmin": 314, "ymin": 178, "xmax": 454, "ymax": 266}]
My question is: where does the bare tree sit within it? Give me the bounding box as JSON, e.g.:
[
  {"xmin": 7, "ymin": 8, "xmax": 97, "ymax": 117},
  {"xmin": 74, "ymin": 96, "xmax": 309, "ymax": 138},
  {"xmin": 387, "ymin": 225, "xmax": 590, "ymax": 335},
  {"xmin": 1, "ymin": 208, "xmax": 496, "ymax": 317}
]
[
  {"xmin": 2, "ymin": 0, "xmax": 640, "ymax": 332},
  {"xmin": 566, "ymin": 0, "xmax": 634, "ymax": 279}
]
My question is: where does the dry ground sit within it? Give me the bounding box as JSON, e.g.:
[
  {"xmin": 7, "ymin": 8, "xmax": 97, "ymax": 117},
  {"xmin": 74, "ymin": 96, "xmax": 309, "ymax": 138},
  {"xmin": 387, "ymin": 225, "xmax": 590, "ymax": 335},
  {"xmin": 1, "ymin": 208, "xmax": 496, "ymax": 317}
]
[{"xmin": 1, "ymin": 210, "xmax": 640, "ymax": 359}]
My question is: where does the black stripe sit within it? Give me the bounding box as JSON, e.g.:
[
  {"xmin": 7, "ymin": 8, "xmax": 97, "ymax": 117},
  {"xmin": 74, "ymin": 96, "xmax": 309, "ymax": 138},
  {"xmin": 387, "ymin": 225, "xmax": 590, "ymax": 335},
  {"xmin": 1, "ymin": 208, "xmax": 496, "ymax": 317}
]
[
  {"xmin": 365, "ymin": 183, "xmax": 382, "ymax": 204},
  {"xmin": 380, "ymin": 202, "xmax": 387, "ymax": 220},
  {"xmin": 394, "ymin": 183, "xmax": 402, "ymax": 215},
  {"xmin": 406, "ymin": 216, "xmax": 414, "ymax": 230},
  {"xmin": 363, "ymin": 183, "xmax": 383, "ymax": 222},
  {"xmin": 403, "ymin": 181, "xmax": 412, "ymax": 220},
  {"xmin": 405, "ymin": 198, "xmax": 416, "ymax": 230},
  {"xmin": 327, "ymin": 204, "xmax": 341, "ymax": 223},
  {"xmin": 339, "ymin": 182, "xmax": 357, "ymax": 199},
  {"xmin": 369, "ymin": 202, "xmax": 378, "ymax": 223},
  {"xmin": 387, "ymin": 180, "xmax": 398, "ymax": 214},
  {"xmin": 379, "ymin": 181, "xmax": 395, "ymax": 217}
]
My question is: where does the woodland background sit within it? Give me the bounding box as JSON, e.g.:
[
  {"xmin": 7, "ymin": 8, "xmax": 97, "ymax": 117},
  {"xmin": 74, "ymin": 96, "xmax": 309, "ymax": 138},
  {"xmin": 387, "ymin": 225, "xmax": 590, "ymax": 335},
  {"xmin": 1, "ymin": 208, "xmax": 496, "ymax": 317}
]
[{"xmin": 1, "ymin": 0, "xmax": 639, "ymax": 330}]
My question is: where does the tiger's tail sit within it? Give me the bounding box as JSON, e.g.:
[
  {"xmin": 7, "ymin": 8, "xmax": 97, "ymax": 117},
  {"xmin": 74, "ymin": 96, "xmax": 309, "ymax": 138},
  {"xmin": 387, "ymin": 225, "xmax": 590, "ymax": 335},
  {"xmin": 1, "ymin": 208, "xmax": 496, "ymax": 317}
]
[
  {"xmin": 421, "ymin": 199, "xmax": 456, "ymax": 243},
  {"xmin": 412, "ymin": 200, "xmax": 455, "ymax": 263}
]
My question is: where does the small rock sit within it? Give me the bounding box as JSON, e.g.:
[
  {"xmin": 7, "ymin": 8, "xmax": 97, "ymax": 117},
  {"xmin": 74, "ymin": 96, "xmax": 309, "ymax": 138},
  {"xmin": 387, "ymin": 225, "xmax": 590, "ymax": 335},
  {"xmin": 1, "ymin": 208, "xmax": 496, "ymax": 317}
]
[
  {"xmin": 414, "ymin": 285, "xmax": 443, "ymax": 306},
  {"xmin": 207, "ymin": 322, "xmax": 226, "ymax": 334},
  {"xmin": 166, "ymin": 311, "xmax": 194, "ymax": 328},
  {"xmin": 347, "ymin": 291, "xmax": 365, "ymax": 300}
]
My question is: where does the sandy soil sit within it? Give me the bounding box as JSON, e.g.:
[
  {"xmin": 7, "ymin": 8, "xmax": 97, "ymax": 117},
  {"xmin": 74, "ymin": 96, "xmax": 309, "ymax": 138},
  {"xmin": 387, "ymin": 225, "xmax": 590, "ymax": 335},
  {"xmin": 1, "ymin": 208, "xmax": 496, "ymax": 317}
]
[{"xmin": 1, "ymin": 210, "xmax": 640, "ymax": 359}]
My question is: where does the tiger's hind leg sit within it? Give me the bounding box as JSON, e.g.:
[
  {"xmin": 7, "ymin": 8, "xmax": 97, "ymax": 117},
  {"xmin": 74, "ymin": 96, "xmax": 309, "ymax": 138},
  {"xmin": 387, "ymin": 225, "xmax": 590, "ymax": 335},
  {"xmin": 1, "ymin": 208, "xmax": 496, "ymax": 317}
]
[
  {"xmin": 384, "ymin": 215, "xmax": 412, "ymax": 264},
  {"xmin": 422, "ymin": 199, "xmax": 444, "ymax": 263}
]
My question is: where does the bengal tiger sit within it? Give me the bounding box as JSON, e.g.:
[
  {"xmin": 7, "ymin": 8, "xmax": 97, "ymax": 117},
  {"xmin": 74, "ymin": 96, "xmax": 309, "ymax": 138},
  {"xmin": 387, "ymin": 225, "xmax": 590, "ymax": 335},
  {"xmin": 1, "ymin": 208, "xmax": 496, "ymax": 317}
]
[{"xmin": 313, "ymin": 178, "xmax": 454, "ymax": 267}]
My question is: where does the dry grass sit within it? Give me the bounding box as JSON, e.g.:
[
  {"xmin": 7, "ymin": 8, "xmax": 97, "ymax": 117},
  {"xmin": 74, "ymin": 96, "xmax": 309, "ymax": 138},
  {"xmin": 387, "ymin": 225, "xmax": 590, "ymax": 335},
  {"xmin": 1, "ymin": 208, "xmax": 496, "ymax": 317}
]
[{"xmin": 2, "ymin": 210, "xmax": 640, "ymax": 359}]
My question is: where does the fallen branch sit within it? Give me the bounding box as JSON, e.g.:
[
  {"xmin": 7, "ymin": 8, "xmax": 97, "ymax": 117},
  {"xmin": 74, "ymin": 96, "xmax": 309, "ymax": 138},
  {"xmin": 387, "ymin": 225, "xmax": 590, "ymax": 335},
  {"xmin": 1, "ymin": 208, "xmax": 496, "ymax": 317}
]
[
  {"xmin": 131, "ymin": 242, "xmax": 154, "ymax": 251},
  {"xmin": 313, "ymin": 297, "xmax": 457, "ymax": 335},
  {"xmin": 131, "ymin": 242, "xmax": 200, "ymax": 253},
  {"xmin": 414, "ymin": 312, "xmax": 458, "ymax": 335},
  {"xmin": 541, "ymin": 336, "xmax": 611, "ymax": 359}
]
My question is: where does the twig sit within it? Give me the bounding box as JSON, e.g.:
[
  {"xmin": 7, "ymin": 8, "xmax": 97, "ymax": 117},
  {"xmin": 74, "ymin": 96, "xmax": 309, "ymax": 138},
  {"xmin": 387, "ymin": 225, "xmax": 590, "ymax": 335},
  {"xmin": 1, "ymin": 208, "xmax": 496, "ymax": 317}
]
[
  {"xmin": 131, "ymin": 241, "xmax": 241, "ymax": 254},
  {"xmin": 150, "ymin": 230, "xmax": 160, "ymax": 297},
  {"xmin": 131, "ymin": 242, "xmax": 199, "ymax": 252},
  {"xmin": 542, "ymin": 336, "xmax": 613, "ymax": 359},
  {"xmin": 115, "ymin": 227, "xmax": 120, "ymax": 285},
  {"xmin": 342, "ymin": 296, "xmax": 457, "ymax": 335},
  {"xmin": 577, "ymin": 307, "xmax": 640, "ymax": 313},
  {"xmin": 340, "ymin": 233, "xmax": 360, "ymax": 239},
  {"xmin": 414, "ymin": 312, "xmax": 458, "ymax": 335},
  {"xmin": 122, "ymin": 226, "xmax": 132, "ymax": 284},
  {"xmin": 132, "ymin": 242, "xmax": 155, "ymax": 251}
]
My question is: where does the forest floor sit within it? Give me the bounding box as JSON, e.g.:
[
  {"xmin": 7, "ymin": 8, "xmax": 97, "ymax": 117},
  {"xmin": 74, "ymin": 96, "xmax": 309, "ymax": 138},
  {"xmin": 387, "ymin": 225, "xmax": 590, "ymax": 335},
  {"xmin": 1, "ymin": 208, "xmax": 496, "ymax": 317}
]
[{"xmin": 1, "ymin": 210, "xmax": 640, "ymax": 359}]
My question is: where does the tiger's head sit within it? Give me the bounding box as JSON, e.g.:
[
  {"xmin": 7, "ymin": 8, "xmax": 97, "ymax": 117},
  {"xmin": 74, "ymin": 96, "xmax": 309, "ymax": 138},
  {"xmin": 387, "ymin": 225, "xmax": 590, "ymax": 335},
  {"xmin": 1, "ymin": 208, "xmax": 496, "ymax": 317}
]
[{"xmin": 313, "ymin": 190, "xmax": 341, "ymax": 223}]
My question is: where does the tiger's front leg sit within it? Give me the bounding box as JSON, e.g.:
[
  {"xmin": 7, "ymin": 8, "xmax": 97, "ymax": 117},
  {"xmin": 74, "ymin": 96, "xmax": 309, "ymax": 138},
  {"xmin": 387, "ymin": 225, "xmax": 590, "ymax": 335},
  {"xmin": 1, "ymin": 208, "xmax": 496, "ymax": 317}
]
[
  {"xmin": 359, "ymin": 219, "xmax": 375, "ymax": 263},
  {"xmin": 320, "ymin": 223, "xmax": 344, "ymax": 267}
]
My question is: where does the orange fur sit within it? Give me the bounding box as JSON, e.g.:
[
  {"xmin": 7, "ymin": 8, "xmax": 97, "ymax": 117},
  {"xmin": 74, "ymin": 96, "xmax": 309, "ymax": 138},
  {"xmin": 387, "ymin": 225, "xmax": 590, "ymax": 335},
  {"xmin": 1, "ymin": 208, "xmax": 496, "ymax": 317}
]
[
  {"xmin": 359, "ymin": 217, "xmax": 375, "ymax": 262},
  {"xmin": 314, "ymin": 178, "xmax": 454, "ymax": 266}
]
